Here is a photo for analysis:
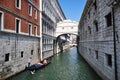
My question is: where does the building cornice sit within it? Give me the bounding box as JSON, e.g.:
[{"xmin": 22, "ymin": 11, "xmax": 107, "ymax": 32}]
[{"xmin": 28, "ymin": 0, "xmax": 40, "ymax": 11}]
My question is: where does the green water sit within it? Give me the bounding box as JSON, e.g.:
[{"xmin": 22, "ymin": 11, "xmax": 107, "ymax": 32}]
[{"xmin": 8, "ymin": 47, "xmax": 102, "ymax": 80}]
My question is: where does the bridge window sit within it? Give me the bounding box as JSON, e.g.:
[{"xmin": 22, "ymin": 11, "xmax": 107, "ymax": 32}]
[{"xmin": 71, "ymin": 27, "xmax": 73, "ymax": 29}]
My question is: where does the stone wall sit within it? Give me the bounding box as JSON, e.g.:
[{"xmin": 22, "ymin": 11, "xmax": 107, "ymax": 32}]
[
  {"xmin": 0, "ymin": 31, "xmax": 40, "ymax": 79},
  {"xmin": 115, "ymin": 2, "xmax": 120, "ymax": 79},
  {"xmin": 78, "ymin": 0, "xmax": 120, "ymax": 80}
]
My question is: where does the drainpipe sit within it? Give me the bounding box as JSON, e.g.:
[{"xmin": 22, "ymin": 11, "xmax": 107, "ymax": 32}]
[{"xmin": 111, "ymin": 2, "xmax": 118, "ymax": 80}]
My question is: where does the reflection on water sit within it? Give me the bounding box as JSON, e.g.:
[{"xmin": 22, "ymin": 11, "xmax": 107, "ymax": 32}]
[{"xmin": 8, "ymin": 47, "xmax": 102, "ymax": 80}]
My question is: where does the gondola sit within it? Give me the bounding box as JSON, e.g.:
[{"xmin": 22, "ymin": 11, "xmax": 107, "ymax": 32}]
[{"xmin": 25, "ymin": 61, "xmax": 51, "ymax": 72}]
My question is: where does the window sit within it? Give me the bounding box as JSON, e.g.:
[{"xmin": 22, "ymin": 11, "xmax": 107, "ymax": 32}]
[
  {"xmin": 71, "ymin": 27, "xmax": 73, "ymax": 29},
  {"xmin": 94, "ymin": 20, "xmax": 98, "ymax": 32},
  {"xmin": 105, "ymin": 13, "xmax": 112, "ymax": 27},
  {"xmin": 62, "ymin": 27, "xmax": 64, "ymax": 30},
  {"xmin": 89, "ymin": 48, "xmax": 91, "ymax": 54},
  {"xmin": 21, "ymin": 51, "xmax": 24, "ymax": 58},
  {"xmin": 88, "ymin": 11, "xmax": 90, "ymax": 18},
  {"xmin": 28, "ymin": 24, "xmax": 32, "ymax": 35},
  {"xmin": 16, "ymin": 18, "xmax": 21, "ymax": 33},
  {"xmin": 16, "ymin": 0, "xmax": 21, "ymax": 9},
  {"xmin": 34, "ymin": 9, "xmax": 37, "ymax": 19},
  {"xmin": 88, "ymin": 26, "xmax": 91, "ymax": 34},
  {"xmin": 93, "ymin": 0, "xmax": 97, "ymax": 10},
  {"xmin": 31, "ymin": 50, "xmax": 33, "ymax": 55},
  {"xmin": 28, "ymin": 4, "xmax": 32, "ymax": 16},
  {"xmin": 106, "ymin": 54, "xmax": 112, "ymax": 67},
  {"xmin": 38, "ymin": 49, "xmax": 40, "ymax": 54},
  {"xmin": 5, "ymin": 53, "xmax": 10, "ymax": 62},
  {"xmin": 95, "ymin": 50, "xmax": 98, "ymax": 59},
  {"xmin": 34, "ymin": 26, "xmax": 37, "ymax": 36},
  {"xmin": 0, "ymin": 12, "xmax": 4, "ymax": 30}
]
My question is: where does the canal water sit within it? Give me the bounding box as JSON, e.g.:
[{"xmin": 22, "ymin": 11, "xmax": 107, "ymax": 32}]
[{"xmin": 8, "ymin": 47, "xmax": 102, "ymax": 80}]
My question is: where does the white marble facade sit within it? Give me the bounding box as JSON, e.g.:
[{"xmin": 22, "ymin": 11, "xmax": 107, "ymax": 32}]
[{"xmin": 41, "ymin": 0, "xmax": 66, "ymax": 59}]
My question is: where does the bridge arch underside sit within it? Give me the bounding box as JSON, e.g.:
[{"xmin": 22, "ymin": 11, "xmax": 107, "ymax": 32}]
[
  {"xmin": 55, "ymin": 33, "xmax": 78, "ymax": 53},
  {"xmin": 56, "ymin": 32, "xmax": 78, "ymax": 38}
]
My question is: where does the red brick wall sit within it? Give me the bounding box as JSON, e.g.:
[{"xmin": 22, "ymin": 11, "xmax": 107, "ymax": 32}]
[
  {"xmin": 0, "ymin": 0, "xmax": 40, "ymax": 36},
  {"xmin": 37, "ymin": 27, "xmax": 40, "ymax": 35},
  {"xmin": 4, "ymin": 12, "xmax": 15, "ymax": 30},
  {"xmin": 21, "ymin": 19, "xmax": 28, "ymax": 33},
  {"xmin": 32, "ymin": 25, "xmax": 34, "ymax": 35}
]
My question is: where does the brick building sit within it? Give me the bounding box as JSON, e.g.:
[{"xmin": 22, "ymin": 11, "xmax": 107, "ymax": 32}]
[
  {"xmin": 0, "ymin": 0, "xmax": 40, "ymax": 79},
  {"xmin": 78, "ymin": 0, "xmax": 120, "ymax": 80}
]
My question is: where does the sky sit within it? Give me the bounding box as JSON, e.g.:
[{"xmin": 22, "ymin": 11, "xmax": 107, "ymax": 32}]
[{"xmin": 58, "ymin": 0, "xmax": 87, "ymax": 22}]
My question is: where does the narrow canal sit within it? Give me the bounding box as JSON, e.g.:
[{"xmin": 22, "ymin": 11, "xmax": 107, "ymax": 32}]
[{"xmin": 8, "ymin": 47, "xmax": 102, "ymax": 80}]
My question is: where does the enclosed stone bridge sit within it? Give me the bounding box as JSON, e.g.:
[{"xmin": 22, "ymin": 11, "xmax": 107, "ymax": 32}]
[{"xmin": 53, "ymin": 20, "xmax": 78, "ymax": 54}]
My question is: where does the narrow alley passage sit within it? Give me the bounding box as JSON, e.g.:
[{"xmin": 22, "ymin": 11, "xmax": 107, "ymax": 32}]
[{"xmin": 8, "ymin": 47, "xmax": 102, "ymax": 80}]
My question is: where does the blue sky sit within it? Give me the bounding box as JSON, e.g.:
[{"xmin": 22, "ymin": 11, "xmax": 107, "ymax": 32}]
[{"xmin": 58, "ymin": 0, "xmax": 87, "ymax": 22}]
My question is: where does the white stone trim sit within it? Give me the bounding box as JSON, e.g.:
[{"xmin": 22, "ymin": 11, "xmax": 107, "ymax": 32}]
[
  {"xmin": 3, "ymin": 29, "xmax": 16, "ymax": 33},
  {"xmin": 15, "ymin": 0, "xmax": 21, "ymax": 10},
  {"xmin": 0, "ymin": 11, "xmax": 4, "ymax": 31},
  {"xmin": 20, "ymin": 32, "xmax": 29, "ymax": 35}
]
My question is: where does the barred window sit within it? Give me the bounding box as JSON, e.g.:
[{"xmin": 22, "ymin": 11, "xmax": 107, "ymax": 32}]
[
  {"xmin": 5, "ymin": 53, "xmax": 10, "ymax": 62},
  {"xmin": 105, "ymin": 54, "xmax": 112, "ymax": 67},
  {"xmin": 105, "ymin": 13, "xmax": 112, "ymax": 27}
]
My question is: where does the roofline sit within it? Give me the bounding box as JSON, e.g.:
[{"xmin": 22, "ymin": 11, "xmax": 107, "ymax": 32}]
[
  {"xmin": 56, "ymin": 0, "xmax": 66, "ymax": 19},
  {"xmin": 78, "ymin": 0, "xmax": 93, "ymax": 26}
]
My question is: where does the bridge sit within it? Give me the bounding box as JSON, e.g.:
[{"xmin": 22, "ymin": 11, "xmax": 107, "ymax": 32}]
[
  {"xmin": 53, "ymin": 20, "xmax": 78, "ymax": 54},
  {"xmin": 55, "ymin": 20, "xmax": 78, "ymax": 37}
]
